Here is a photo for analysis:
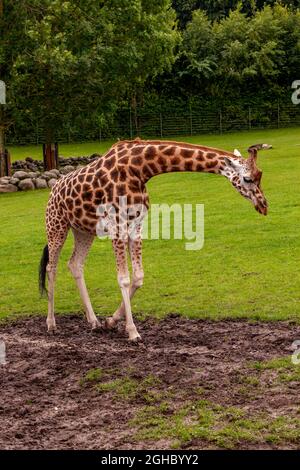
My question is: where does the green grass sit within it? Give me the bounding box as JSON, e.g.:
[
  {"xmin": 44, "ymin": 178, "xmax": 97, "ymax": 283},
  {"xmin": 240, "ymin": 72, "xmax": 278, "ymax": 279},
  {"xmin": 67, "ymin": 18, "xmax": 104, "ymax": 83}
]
[
  {"xmin": 251, "ymin": 356, "xmax": 294, "ymax": 371},
  {"xmin": 130, "ymin": 399, "xmax": 300, "ymax": 449},
  {"xmin": 251, "ymin": 356, "xmax": 300, "ymax": 383},
  {"xmin": 81, "ymin": 367, "xmax": 162, "ymax": 403},
  {"xmin": 1, "ymin": 127, "xmax": 300, "ymax": 320},
  {"xmin": 80, "ymin": 368, "xmax": 104, "ymax": 384}
]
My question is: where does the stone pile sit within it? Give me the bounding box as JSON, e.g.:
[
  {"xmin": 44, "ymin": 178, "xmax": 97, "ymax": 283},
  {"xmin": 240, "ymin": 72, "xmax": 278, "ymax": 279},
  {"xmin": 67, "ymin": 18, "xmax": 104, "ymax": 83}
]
[
  {"xmin": 12, "ymin": 154, "xmax": 99, "ymax": 172},
  {"xmin": 0, "ymin": 154, "xmax": 100, "ymax": 193}
]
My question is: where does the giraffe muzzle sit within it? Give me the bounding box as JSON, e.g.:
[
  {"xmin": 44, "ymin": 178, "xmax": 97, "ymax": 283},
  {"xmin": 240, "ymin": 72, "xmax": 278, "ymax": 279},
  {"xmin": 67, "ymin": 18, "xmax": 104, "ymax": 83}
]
[{"xmin": 255, "ymin": 199, "xmax": 268, "ymax": 216}]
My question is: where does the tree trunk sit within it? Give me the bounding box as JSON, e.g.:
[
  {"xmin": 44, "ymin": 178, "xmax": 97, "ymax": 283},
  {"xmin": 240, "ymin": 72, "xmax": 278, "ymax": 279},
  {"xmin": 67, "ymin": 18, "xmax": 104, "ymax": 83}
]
[
  {"xmin": 0, "ymin": 126, "xmax": 11, "ymax": 177},
  {"xmin": 0, "ymin": 124, "xmax": 5, "ymax": 176},
  {"xmin": 43, "ymin": 142, "xmax": 59, "ymax": 171},
  {"xmin": 43, "ymin": 125, "xmax": 59, "ymax": 170},
  {"xmin": 0, "ymin": 123, "xmax": 4, "ymax": 155}
]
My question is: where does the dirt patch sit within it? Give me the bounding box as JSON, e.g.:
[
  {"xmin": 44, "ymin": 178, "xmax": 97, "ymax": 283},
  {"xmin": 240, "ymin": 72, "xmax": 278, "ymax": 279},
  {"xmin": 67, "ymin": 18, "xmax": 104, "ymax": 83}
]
[{"xmin": 0, "ymin": 314, "xmax": 300, "ymax": 450}]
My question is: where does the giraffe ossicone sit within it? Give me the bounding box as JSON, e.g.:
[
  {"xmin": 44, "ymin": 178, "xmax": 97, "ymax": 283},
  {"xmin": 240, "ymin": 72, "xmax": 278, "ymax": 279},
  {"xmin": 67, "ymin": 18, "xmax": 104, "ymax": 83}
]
[{"xmin": 39, "ymin": 139, "xmax": 270, "ymax": 341}]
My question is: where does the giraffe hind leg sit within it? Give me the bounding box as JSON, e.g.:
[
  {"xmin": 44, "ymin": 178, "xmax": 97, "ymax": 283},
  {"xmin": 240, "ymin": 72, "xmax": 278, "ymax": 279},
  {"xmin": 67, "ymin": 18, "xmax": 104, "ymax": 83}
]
[
  {"xmin": 68, "ymin": 228, "xmax": 100, "ymax": 330},
  {"xmin": 45, "ymin": 223, "xmax": 69, "ymax": 334}
]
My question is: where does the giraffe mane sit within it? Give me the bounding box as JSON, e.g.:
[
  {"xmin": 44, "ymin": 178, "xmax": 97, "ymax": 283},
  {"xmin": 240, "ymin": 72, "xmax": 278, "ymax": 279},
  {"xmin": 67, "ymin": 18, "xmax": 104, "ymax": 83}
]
[{"xmin": 112, "ymin": 138, "xmax": 238, "ymax": 158}]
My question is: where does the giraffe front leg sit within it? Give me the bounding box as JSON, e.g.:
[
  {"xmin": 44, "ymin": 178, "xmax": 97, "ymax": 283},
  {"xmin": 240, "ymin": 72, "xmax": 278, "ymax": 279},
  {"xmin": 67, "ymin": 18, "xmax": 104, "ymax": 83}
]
[
  {"xmin": 106, "ymin": 237, "xmax": 144, "ymax": 331},
  {"xmin": 112, "ymin": 239, "xmax": 141, "ymax": 342},
  {"xmin": 68, "ymin": 229, "xmax": 101, "ymax": 331}
]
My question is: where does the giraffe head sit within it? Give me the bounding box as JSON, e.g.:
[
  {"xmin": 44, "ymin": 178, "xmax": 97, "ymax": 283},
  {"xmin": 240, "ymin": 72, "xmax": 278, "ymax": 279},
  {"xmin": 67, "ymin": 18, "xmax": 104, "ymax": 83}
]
[{"xmin": 223, "ymin": 144, "xmax": 271, "ymax": 216}]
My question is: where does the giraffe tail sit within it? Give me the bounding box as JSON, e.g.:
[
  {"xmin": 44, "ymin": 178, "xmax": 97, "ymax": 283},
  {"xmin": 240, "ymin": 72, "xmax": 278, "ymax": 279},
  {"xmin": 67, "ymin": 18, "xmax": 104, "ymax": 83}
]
[{"xmin": 39, "ymin": 245, "xmax": 49, "ymax": 297}]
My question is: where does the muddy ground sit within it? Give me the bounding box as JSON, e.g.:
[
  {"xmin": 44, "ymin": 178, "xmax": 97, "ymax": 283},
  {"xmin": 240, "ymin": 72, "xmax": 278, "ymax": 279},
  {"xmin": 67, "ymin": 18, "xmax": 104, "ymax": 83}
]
[{"xmin": 0, "ymin": 314, "xmax": 300, "ymax": 450}]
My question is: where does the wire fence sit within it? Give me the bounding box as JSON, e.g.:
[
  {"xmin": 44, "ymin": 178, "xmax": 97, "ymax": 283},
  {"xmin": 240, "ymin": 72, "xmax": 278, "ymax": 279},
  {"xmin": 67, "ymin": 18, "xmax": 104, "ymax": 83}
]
[{"xmin": 6, "ymin": 102, "xmax": 300, "ymax": 146}]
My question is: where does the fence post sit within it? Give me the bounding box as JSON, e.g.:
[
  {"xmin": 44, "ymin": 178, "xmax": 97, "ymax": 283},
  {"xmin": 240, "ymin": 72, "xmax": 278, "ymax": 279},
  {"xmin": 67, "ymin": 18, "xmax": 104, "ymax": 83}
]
[
  {"xmin": 36, "ymin": 121, "xmax": 39, "ymax": 145},
  {"xmin": 219, "ymin": 110, "xmax": 222, "ymax": 134},
  {"xmin": 129, "ymin": 107, "xmax": 133, "ymax": 139},
  {"xmin": 277, "ymin": 101, "xmax": 280, "ymax": 129},
  {"xmin": 189, "ymin": 103, "xmax": 193, "ymax": 136},
  {"xmin": 248, "ymin": 107, "xmax": 251, "ymax": 130},
  {"xmin": 160, "ymin": 113, "xmax": 163, "ymax": 138}
]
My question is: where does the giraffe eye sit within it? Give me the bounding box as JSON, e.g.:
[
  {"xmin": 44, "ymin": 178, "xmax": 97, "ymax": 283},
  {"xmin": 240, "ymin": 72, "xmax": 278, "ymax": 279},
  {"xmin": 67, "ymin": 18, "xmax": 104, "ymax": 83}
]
[{"xmin": 243, "ymin": 176, "xmax": 253, "ymax": 184}]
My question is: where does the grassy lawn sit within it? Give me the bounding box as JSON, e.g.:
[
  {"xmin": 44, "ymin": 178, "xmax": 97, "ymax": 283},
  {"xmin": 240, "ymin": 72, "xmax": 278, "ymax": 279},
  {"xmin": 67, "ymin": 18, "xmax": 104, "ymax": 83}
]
[{"xmin": 1, "ymin": 127, "xmax": 300, "ymax": 321}]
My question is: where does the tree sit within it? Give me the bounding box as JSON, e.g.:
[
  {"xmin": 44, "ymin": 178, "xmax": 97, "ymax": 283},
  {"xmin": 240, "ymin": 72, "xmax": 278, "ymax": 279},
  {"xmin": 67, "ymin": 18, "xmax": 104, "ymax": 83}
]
[
  {"xmin": 0, "ymin": 0, "xmax": 29, "ymax": 174},
  {"xmin": 172, "ymin": 0, "xmax": 300, "ymax": 26},
  {"xmin": 1, "ymin": 0, "xmax": 179, "ymax": 166},
  {"xmin": 178, "ymin": 3, "xmax": 300, "ymax": 102}
]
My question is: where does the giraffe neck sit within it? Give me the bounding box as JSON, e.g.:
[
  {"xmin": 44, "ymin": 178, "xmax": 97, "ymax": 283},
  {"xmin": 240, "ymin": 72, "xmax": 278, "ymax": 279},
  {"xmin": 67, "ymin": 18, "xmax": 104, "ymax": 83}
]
[{"xmin": 126, "ymin": 140, "xmax": 233, "ymax": 183}]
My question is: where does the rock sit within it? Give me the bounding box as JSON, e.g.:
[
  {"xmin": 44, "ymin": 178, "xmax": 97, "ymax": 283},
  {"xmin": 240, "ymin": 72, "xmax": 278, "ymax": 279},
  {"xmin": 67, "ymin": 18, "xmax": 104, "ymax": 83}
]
[
  {"xmin": 12, "ymin": 160, "xmax": 26, "ymax": 170},
  {"xmin": 43, "ymin": 171, "xmax": 57, "ymax": 180},
  {"xmin": 27, "ymin": 163, "xmax": 38, "ymax": 172},
  {"xmin": 35, "ymin": 178, "xmax": 48, "ymax": 189},
  {"xmin": 8, "ymin": 155, "xmax": 103, "ymax": 190},
  {"xmin": 18, "ymin": 178, "xmax": 35, "ymax": 191},
  {"xmin": 48, "ymin": 178, "xmax": 57, "ymax": 189},
  {"xmin": 48, "ymin": 169, "xmax": 60, "ymax": 177},
  {"xmin": 27, "ymin": 172, "xmax": 39, "ymax": 179},
  {"xmin": 46, "ymin": 171, "xmax": 58, "ymax": 179},
  {"xmin": 60, "ymin": 165, "xmax": 75, "ymax": 174},
  {"xmin": 12, "ymin": 158, "xmax": 42, "ymax": 173},
  {"xmin": 0, "ymin": 177, "xmax": 10, "ymax": 184},
  {"xmin": 13, "ymin": 170, "xmax": 29, "ymax": 180},
  {"xmin": 0, "ymin": 184, "xmax": 18, "ymax": 193},
  {"xmin": 10, "ymin": 177, "xmax": 20, "ymax": 185}
]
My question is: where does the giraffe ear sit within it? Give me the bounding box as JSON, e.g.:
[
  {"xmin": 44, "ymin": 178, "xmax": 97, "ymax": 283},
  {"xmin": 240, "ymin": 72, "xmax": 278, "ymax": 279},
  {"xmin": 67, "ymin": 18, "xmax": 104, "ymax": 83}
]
[
  {"xmin": 233, "ymin": 149, "xmax": 242, "ymax": 157},
  {"xmin": 224, "ymin": 157, "xmax": 242, "ymax": 171}
]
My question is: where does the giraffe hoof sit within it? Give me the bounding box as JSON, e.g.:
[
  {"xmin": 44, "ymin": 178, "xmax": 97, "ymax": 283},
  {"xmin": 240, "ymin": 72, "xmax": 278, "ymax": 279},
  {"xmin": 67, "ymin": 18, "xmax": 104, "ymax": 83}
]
[
  {"xmin": 128, "ymin": 335, "xmax": 142, "ymax": 344},
  {"xmin": 104, "ymin": 317, "xmax": 118, "ymax": 330},
  {"xmin": 47, "ymin": 327, "xmax": 57, "ymax": 336},
  {"xmin": 91, "ymin": 320, "xmax": 102, "ymax": 332}
]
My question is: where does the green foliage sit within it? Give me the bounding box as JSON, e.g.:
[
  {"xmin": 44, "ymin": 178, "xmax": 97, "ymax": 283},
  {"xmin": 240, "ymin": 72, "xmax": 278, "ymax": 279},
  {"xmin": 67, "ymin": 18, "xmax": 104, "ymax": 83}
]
[
  {"xmin": 172, "ymin": 0, "xmax": 300, "ymax": 25},
  {"xmin": 1, "ymin": 1, "xmax": 179, "ymax": 142},
  {"xmin": 2, "ymin": 1, "xmax": 300, "ymax": 142},
  {"xmin": 180, "ymin": 3, "xmax": 300, "ymax": 100},
  {"xmin": 182, "ymin": 10, "xmax": 217, "ymax": 80}
]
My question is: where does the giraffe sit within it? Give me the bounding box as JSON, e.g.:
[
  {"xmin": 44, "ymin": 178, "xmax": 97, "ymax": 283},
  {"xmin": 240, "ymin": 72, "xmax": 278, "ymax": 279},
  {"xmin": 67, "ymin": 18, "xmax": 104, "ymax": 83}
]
[{"xmin": 39, "ymin": 138, "xmax": 270, "ymax": 342}]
